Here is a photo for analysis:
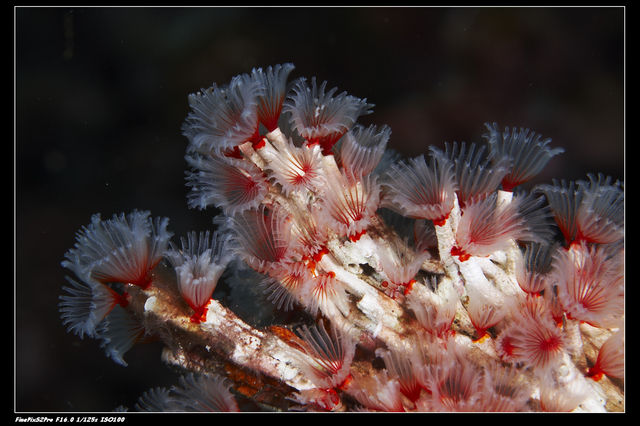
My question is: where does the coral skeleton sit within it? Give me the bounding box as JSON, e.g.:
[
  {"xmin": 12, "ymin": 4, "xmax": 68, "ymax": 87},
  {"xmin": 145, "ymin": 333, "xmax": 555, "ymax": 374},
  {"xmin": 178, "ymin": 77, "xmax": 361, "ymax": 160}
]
[{"xmin": 59, "ymin": 63, "xmax": 624, "ymax": 412}]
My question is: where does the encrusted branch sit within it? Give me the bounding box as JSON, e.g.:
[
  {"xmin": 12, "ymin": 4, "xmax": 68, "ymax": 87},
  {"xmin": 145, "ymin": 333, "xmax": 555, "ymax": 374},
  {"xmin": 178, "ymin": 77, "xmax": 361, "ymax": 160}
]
[
  {"xmin": 58, "ymin": 63, "xmax": 624, "ymax": 412},
  {"xmin": 123, "ymin": 213, "xmax": 623, "ymax": 411}
]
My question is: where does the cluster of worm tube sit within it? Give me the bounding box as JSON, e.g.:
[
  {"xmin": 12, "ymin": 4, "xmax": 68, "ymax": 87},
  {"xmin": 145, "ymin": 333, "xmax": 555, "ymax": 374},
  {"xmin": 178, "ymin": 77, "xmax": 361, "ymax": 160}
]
[{"xmin": 58, "ymin": 64, "xmax": 624, "ymax": 412}]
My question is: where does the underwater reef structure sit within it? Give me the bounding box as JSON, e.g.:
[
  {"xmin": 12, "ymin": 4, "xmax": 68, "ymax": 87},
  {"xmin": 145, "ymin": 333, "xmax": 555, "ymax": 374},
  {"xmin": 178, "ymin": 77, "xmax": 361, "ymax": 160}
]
[{"xmin": 59, "ymin": 64, "xmax": 624, "ymax": 412}]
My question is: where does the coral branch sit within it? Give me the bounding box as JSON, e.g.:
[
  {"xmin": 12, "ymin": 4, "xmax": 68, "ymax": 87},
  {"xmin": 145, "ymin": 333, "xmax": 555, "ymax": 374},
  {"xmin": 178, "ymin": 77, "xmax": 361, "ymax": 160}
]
[{"xmin": 58, "ymin": 63, "xmax": 623, "ymax": 412}]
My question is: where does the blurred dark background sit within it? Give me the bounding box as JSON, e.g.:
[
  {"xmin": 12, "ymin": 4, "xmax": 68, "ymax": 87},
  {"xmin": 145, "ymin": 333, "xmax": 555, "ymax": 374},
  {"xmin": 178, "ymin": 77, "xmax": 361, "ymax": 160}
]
[{"xmin": 15, "ymin": 6, "xmax": 624, "ymax": 412}]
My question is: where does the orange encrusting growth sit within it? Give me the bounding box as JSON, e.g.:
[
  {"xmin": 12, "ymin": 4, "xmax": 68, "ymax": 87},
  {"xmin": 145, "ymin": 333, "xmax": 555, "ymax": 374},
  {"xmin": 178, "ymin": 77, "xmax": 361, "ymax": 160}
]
[{"xmin": 472, "ymin": 332, "xmax": 491, "ymax": 344}]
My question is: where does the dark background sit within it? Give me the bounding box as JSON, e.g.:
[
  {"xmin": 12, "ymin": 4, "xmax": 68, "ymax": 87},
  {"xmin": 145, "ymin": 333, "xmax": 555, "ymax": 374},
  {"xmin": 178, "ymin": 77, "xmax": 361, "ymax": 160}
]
[{"xmin": 15, "ymin": 6, "xmax": 624, "ymax": 412}]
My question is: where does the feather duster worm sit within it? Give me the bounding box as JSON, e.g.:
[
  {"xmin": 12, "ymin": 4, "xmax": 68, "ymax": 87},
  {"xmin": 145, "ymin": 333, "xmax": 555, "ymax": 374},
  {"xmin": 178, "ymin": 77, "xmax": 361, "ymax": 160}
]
[
  {"xmin": 185, "ymin": 153, "xmax": 269, "ymax": 215},
  {"xmin": 536, "ymin": 179, "xmax": 582, "ymax": 246},
  {"xmin": 376, "ymin": 237, "xmax": 430, "ymax": 298},
  {"xmin": 62, "ymin": 211, "xmax": 172, "ymax": 289},
  {"xmin": 376, "ymin": 346, "xmax": 423, "ymax": 403},
  {"xmin": 483, "ymin": 122, "xmax": 564, "ymax": 192},
  {"xmin": 262, "ymin": 139, "xmax": 325, "ymax": 196},
  {"xmin": 134, "ymin": 374, "xmax": 239, "ymax": 412},
  {"xmin": 496, "ymin": 296, "xmax": 566, "ymax": 372},
  {"xmin": 252, "ymin": 63, "xmax": 296, "ymax": 133},
  {"xmin": 95, "ymin": 305, "xmax": 145, "ymax": 367},
  {"xmin": 338, "ymin": 124, "xmax": 390, "ymax": 183},
  {"xmin": 416, "ymin": 349, "xmax": 483, "ymax": 412},
  {"xmin": 164, "ymin": 231, "xmax": 231, "ymax": 323},
  {"xmin": 551, "ymin": 242, "xmax": 624, "ymax": 328},
  {"xmin": 284, "ymin": 77, "xmax": 373, "ymax": 155},
  {"xmin": 58, "ymin": 276, "xmax": 129, "ymax": 338},
  {"xmin": 228, "ymin": 204, "xmax": 294, "ymax": 274},
  {"xmin": 587, "ymin": 328, "xmax": 624, "ymax": 381},
  {"xmin": 183, "ymin": 75, "xmax": 265, "ymax": 155},
  {"xmin": 575, "ymin": 174, "xmax": 624, "ymax": 245},
  {"xmin": 407, "ymin": 278, "xmax": 458, "ymax": 338},
  {"xmin": 451, "ymin": 192, "xmax": 552, "ymax": 261},
  {"xmin": 293, "ymin": 321, "xmax": 356, "ymax": 390},
  {"xmin": 433, "ymin": 141, "xmax": 510, "ymax": 208},
  {"xmin": 382, "ymin": 151, "xmax": 457, "ymax": 226},
  {"xmin": 317, "ymin": 171, "xmax": 381, "ymax": 241},
  {"xmin": 515, "ymin": 242, "xmax": 556, "ymax": 295},
  {"xmin": 261, "ymin": 261, "xmax": 312, "ymax": 312}
]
